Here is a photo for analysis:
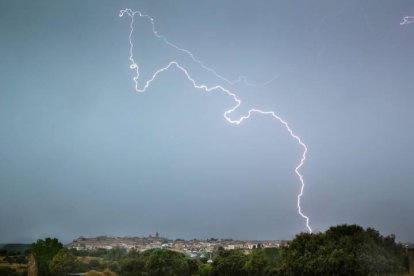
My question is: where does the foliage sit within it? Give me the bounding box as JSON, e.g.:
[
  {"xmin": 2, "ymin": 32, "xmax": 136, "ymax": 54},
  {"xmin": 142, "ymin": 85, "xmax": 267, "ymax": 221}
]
[
  {"xmin": 211, "ymin": 249, "xmax": 248, "ymax": 276},
  {"xmin": 49, "ymin": 248, "xmax": 78, "ymax": 275},
  {"xmin": 84, "ymin": 269, "xmax": 117, "ymax": 276},
  {"xmin": 0, "ymin": 267, "xmax": 28, "ymax": 276},
  {"xmin": 281, "ymin": 224, "xmax": 408, "ymax": 275},
  {"xmin": 187, "ymin": 258, "xmax": 200, "ymax": 275},
  {"xmin": 244, "ymin": 248, "xmax": 283, "ymax": 276},
  {"xmin": 88, "ymin": 259, "xmax": 103, "ymax": 270},
  {"xmin": 0, "ymin": 244, "xmax": 31, "ymax": 256},
  {"xmin": 120, "ymin": 257, "xmax": 146, "ymax": 276},
  {"xmin": 127, "ymin": 248, "xmax": 140, "ymax": 259},
  {"xmin": 119, "ymin": 249, "xmax": 199, "ymax": 276},
  {"xmin": 104, "ymin": 260, "xmax": 121, "ymax": 274},
  {"xmin": 208, "ymin": 247, "xmax": 283, "ymax": 276},
  {"xmin": 106, "ymin": 247, "xmax": 127, "ymax": 261},
  {"xmin": 144, "ymin": 249, "xmax": 191, "ymax": 276},
  {"xmin": 28, "ymin": 238, "xmax": 63, "ymax": 276},
  {"xmin": 3, "ymin": 255, "xmax": 27, "ymax": 264},
  {"xmin": 197, "ymin": 264, "xmax": 212, "ymax": 276},
  {"xmin": 203, "ymin": 226, "xmax": 407, "ymax": 276}
]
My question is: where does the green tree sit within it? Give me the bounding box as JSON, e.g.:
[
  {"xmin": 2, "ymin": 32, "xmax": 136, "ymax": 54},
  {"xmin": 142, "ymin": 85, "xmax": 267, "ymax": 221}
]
[
  {"xmin": 281, "ymin": 224, "xmax": 408, "ymax": 275},
  {"xmin": 120, "ymin": 257, "xmax": 146, "ymax": 276},
  {"xmin": 197, "ymin": 263, "xmax": 212, "ymax": 276},
  {"xmin": 127, "ymin": 248, "xmax": 140, "ymax": 258},
  {"xmin": 244, "ymin": 250, "xmax": 268, "ymax": 276},
  {"xmin": 106, "ymin": 246, "xmax": 127, "ymax": 261},
  {"xmin": 242, "ymin": 248, "xmax": 283, "ymax": 276},
  {"xmin": 211, "ymin": 249, "xmax": 248, "ymax": 276},
  {"xmin": 144, "ymin": 249, "xmax": 190, "ymax": 276},
  {"xmin": 49, "ymin": 248, "xmax": 78, "ymax": 275},
  {"xmin": 28, "ymin": 238, "xmax": 63, "ymax": 276},
  {"xmin": 187, "ymin": 258, "xmax": 200, "ymax": 275}
]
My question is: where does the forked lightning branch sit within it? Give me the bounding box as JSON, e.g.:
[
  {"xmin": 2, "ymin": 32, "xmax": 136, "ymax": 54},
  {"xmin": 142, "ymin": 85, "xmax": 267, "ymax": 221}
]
[
  {"xmin": 119, "ymin": 8, "xmax": 312, "ymax": 233},
  {"xmin": 401, "ymin": 16, "xmax": 414, "ymax": 25}
]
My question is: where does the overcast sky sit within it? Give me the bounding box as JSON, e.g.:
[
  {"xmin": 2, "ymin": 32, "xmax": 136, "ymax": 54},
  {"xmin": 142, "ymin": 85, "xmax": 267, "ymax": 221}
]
[{"xmin": 1, "ymin": 0, "xmax": 414, "ymax": 243}]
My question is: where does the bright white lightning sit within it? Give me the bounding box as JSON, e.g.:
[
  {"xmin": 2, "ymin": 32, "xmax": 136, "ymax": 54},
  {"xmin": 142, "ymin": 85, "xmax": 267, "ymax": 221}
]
[
  {"xmin": 119, "ymin": 8, "xmax": 312, "ymax": 233},
  {"xmin": 400, "ymin": 16, "xmax": 414, "ymax": 25},
  {"xmin": 119, "ymin": 9, "xmax": 278, "ymax": 88}
]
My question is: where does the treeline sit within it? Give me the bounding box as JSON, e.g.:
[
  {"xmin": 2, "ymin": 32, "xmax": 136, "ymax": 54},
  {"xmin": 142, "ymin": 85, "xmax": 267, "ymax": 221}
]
[
  {"xmin": 1, "ymin": 224, "xmax": 409, "ymax": 275},
  {"xmin": 0, "ymin": 244, "xmax": 31, "ymax": 256}
]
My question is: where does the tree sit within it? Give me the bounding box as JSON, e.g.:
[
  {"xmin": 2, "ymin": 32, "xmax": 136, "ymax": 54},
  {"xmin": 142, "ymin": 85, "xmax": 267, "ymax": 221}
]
[
  {"xmin": 106, "ymin": 247, "xmax": 127, "ymax": 261},
  {"xmin": 244, "ymin": 248, "xmax": 284, "ymax": 276},
  {"xmin": 244, "ymin": 251, "xmax": 267, "ymax": 276},
  {"xmin": 281, "ymin": 224, "xmax": 408, "ymax": 275},
  {"xmin": 120, "ymin": 257, "xmax": 146, "ymax": 276},
  {"xmin": 144, "ymin": 249, "xmax": 190, "ymax": 276},
  {"xmin": 186, "ymin": 258, "xmax": 200, "ymax": 275},
  {"xmin": 49, "ymin": 248, "xmax": 77, "ymax": 275},
  {"xmin": 28, "ymin": 238, "xmax": 63, "ymax": 276},
  {"xmin": 127, "ymin": 248, "xmax": 140, "ymax": 259},
  {"xmin": 120, "ymin": 248, "xmax": 200, "ymax": 276},
  {"xmin": 197, "ymin": 264, "xmax": 212, "ymax": 276},
  {"xmin": 211, "ymin": 249, "xmax": 248, "ymax": 276}
]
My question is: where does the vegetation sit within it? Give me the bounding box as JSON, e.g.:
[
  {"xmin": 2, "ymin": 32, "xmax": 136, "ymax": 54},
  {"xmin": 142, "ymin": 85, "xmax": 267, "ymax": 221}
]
[
  {"xmin": 0, "ymin": 224, "xmax": 409, "ymax": 275},
  {"xmin": 48, "ymin": 248, "xmax": 78, "ymax": 275},
  {"xmin": 0, "ymin": 245, "xmax": 30, "ymax": 275},
  {"xmin": 27, "ymin": 238, "xmax": 63, "ymax": 276},
  {"xmin": 207, "ymin": 225, "xmax": 408, "ymax": 275},
  {"xmin": 84, "ymin": 269, "xmax": 118, "ymax": 276},
  {"xmin": 0, "ymin": 244, "xmax": 31, "ymax": 256},
  {"xmin": 0, "ymin": 268, "xmax": 23, "ymax": 276},
  {"xmin": 211, "ymin": 248, "xmax": 248, "ymax": 275},
  {"xmin": 119, "ymin": 249, "xmax": 198, "ymax": 276},
  {"xmin": 281, "ymin": 224, "xmax": 408, "ymax": 275}
]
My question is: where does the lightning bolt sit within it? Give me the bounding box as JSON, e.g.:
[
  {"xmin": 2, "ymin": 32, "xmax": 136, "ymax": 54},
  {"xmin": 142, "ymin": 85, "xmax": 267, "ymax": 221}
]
[
  {"xmin": 401, "ymin": 16, "xmax": 414, "ymax": 25},
  {"xmin": 119, "ymin": 9, "xmax": 278, "ymax": 88},
  {"xmin": 119, "ymin": 8, "xmax": 312, "ymax": 233}
]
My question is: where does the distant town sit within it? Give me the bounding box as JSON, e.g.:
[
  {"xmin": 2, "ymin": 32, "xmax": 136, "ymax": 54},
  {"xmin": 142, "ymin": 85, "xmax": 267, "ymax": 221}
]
[{"xmin": 67, "ymin": 232, "xmax": 288, "ymax": 257}]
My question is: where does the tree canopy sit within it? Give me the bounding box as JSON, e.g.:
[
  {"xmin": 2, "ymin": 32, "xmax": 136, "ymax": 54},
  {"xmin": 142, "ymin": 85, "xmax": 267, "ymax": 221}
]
[
  {"xmin": 49, "ymin": 248, "xmax": 78, "ymax": 275},
  {"xmin": 28, "ymin": 238, "xmax": 63, "ymax": 276},
  {"xmin": 120, "ymin": 249, "xmax": 198, "ymax": 276},
  {"xmin": 281, "ymin": 224, "xmax": 408, "ymax": 275}
]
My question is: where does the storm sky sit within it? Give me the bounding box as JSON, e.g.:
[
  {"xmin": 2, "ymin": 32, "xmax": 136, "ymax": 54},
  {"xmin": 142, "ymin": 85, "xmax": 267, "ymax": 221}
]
[{"xmin": 1, "ymin": 0, "xmax": 414, "ymax": 243}]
